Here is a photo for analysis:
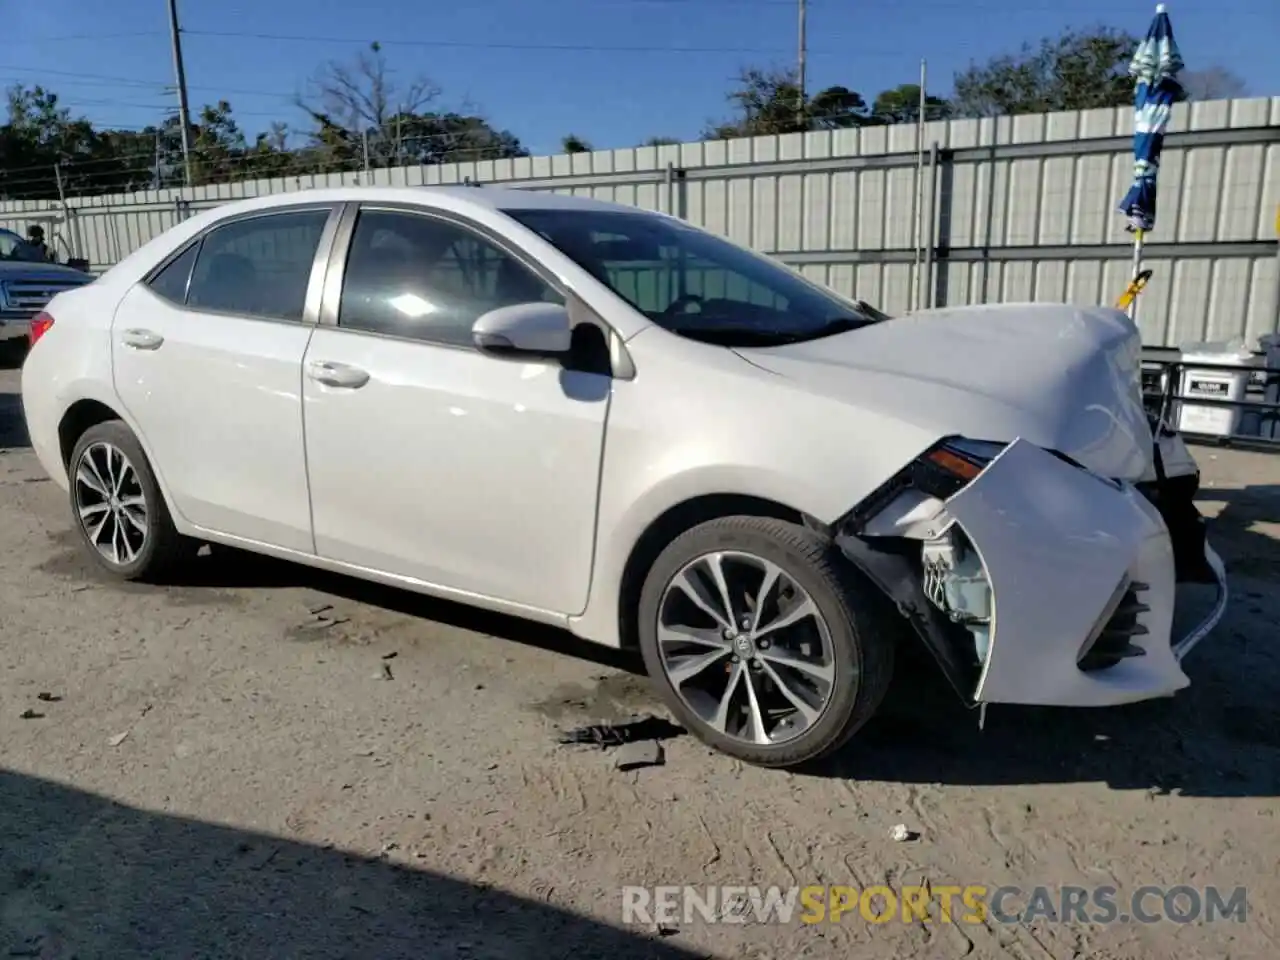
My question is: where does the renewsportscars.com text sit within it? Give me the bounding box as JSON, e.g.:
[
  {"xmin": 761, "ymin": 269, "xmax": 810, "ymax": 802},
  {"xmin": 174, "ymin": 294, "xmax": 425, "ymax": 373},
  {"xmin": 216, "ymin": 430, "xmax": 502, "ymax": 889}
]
[{"xmin": 622, "ymin": 884, "xmax": 1248, "ymax": 926}]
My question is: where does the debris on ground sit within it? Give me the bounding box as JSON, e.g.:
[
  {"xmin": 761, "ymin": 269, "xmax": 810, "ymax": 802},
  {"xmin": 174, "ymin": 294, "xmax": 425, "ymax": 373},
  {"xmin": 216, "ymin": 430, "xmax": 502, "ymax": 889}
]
[
  {"xmin": 381, "ymin": 662, "xmax": 394, "ymax": 680},
  {"xmin": 19, "ymin": 708, "xmax": 43, "ymax": 720},
  {"xmin": 614, "ymin": 739, "xmax": 665, "ymax": 771},
  {"xmin": 107, "ymin": 731, "xmax": 130, "ymax": 747},
  {"xmin": 556, "ymin": 714, "xmax": 686, "ymax": 750},
  {"xmin": 307, "ymin": 602, "xmax": 334, "ymax": 615},
  {"xmin": 890, "ymin": 824, "xmax": 919, "ymax": 842},
  {"xmin": 381, "ymin": 651, "xmax": 398, "ymax": 660},
  {"xmin": 36, "ymin": 692, "xmax": 62, "ymax": 702}
]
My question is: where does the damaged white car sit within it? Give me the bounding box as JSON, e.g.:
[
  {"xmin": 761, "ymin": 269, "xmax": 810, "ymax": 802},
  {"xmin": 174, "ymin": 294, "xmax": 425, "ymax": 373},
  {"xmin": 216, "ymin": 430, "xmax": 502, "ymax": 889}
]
[{"xmin": 20, "ymin": 187, "xmax": 1227, "ymax": 767}]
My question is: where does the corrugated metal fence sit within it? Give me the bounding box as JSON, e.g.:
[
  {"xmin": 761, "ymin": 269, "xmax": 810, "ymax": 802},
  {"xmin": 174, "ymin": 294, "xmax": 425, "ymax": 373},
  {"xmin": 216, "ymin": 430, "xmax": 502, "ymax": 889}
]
[{"xmin": 2, "ymin": 97, "xmax": 1278, "ymax": 348}]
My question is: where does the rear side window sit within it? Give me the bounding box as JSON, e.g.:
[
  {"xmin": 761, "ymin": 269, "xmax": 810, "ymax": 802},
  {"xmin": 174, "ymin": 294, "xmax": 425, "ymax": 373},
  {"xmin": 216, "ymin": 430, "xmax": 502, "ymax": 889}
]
[
  {"xmin": 146, "ymin": 243, "xmax": 199, "ymax": 304},
  {"xmin": 184, "ymin": 209, "xmax": 330, "ymax": 321}
]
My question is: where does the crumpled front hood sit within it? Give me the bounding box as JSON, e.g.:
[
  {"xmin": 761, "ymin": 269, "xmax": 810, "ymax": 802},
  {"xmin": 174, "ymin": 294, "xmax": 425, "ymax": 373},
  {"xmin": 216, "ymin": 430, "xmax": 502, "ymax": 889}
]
[{"xmin": 738, "ymin": 302, "xmax": 1154, "ymax": 480}]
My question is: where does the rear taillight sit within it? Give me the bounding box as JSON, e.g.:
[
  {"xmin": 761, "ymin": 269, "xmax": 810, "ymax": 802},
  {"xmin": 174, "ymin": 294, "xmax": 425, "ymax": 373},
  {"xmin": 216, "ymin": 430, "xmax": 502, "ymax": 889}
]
[{"xmin": 28, "ymin": 311, "xmax": 54, "ymax": 346}]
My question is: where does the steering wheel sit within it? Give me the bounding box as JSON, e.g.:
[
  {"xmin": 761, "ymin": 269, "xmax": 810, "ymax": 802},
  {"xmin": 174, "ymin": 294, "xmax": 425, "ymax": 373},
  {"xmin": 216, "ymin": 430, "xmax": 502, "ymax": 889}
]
[{"xmin": 661, "ymin": 293, "xmax": 704, "ymax": 318}]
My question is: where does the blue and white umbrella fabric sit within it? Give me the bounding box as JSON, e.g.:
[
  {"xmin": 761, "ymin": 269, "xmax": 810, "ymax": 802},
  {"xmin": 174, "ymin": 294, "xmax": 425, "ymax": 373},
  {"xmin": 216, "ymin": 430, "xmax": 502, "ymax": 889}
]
[{"xmin": 1118, "ymin": 3, "xmax": 1185, "ymax": 234}]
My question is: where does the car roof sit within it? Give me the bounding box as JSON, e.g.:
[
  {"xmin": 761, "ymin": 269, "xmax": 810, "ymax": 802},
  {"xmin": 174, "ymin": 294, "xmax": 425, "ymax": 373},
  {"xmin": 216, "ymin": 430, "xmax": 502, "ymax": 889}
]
[{"xmin": 190, "ymin": 185, "xmax": 653, "ymax": 220}]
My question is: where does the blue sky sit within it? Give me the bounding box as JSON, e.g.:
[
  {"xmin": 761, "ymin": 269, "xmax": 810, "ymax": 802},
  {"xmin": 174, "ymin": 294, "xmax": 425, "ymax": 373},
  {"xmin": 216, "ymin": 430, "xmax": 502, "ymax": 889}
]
[{"xmin": 7, "ymin": 0, "xmax": 1278, "ymax": 156}]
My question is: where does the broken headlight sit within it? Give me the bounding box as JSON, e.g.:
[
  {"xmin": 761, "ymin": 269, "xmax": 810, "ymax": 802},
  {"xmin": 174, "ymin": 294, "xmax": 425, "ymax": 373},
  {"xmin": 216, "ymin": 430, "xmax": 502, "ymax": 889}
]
[{"xmin": 909, "ymin": 437, "xmax": 1008, "ymax": 500}]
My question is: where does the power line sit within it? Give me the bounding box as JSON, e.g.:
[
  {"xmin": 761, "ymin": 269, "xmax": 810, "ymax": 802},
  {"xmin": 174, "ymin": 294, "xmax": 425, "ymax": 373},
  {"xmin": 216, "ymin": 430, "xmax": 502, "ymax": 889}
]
[{"xmin": 184, "ymin": 30, "xmax": 798, "ymax": 55}]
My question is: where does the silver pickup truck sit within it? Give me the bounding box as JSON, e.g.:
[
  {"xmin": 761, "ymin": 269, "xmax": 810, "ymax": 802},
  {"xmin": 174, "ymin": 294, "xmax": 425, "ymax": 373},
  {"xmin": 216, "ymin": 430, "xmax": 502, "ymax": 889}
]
[{"xmin": 0, "ymin": 228, "xmax": 95, "ymax": 363}]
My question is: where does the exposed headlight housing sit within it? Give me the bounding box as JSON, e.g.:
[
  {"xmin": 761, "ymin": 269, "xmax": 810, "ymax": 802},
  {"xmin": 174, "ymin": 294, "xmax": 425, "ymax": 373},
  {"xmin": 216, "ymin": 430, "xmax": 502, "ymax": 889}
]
[
  {"xmin": 839, "ymin": 436, "xmax": 1007, "ymax": 536},
  {"xmin": 909, "ymin": 437, "xmax": 1009, "ymax": 500}
]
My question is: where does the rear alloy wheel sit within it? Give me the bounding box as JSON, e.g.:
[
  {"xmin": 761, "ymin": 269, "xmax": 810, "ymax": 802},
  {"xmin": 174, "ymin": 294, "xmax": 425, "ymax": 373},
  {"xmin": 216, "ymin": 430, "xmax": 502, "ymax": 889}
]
[
  {"xmin": 638, "ymin": 516, "xmax": 895, "ymax": 768},
  {"xmin": 68, "ymin": 420, "xmax": 189, "ymax": 581}
]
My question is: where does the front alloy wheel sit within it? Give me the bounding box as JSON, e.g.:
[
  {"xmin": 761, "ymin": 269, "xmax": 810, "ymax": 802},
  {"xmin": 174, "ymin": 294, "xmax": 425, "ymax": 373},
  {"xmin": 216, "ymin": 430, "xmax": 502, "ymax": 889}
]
[
  {"xmin": 637, "ymin": 516, "xmax": 896, "ymax": 768},
  {"xmin": 657, "ymin": 551, "xmax": 838, "ymax": 745}
]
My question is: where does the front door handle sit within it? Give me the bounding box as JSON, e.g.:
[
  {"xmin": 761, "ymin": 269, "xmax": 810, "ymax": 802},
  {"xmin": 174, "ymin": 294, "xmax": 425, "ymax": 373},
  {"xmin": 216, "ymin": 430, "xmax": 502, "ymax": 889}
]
[
  {"xmin": 306, "ymin": 359, "xmax": 370, "ymax": 389},
  {"xmin": 121, "ymin": 328, "xmax": 164, "ymax": 350}
]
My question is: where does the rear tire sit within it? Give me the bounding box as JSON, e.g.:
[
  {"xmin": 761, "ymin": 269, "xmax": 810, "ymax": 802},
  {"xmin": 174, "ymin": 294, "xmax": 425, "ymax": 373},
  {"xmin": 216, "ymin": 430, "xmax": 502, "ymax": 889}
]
[
  {"xmin": 67, "ymin": 420, "xmax": 191, "ymax": 582},
  {"xmin": 637, "ymin": 516, "xmax": 895, "ymax": 768}
]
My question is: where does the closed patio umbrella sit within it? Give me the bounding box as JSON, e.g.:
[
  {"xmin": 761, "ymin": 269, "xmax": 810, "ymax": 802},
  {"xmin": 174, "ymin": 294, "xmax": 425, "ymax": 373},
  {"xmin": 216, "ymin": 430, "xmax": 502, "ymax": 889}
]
[{"xmin": 1117, "ymin": 3, "xmax": 1185, "ymax": 320}]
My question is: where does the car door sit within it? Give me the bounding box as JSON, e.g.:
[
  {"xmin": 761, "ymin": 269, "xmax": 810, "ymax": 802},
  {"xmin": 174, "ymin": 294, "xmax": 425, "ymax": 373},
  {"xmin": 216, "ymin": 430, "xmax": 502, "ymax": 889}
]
[
  {"xmin": 112, "ymin": 205, "xmax": 338, "ymax": 552},
  {"xmin": 301, "ymin": 204, "xmax": 611, "ymax": 615}
]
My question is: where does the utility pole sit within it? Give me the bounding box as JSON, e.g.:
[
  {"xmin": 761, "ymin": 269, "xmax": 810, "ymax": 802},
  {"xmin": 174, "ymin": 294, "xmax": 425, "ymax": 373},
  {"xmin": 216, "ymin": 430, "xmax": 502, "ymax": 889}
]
[
  {"xmin": 796, "ymin": 0, "xmax": 807, "ymax": 125},
  {"xmin": 166, "ymin": 0, "xmax": 194, "ymax": 186}
]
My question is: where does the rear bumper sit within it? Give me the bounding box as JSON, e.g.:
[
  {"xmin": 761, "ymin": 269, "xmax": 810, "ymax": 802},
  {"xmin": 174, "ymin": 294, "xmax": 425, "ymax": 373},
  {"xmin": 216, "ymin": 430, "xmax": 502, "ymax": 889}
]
[{"xmin": 929, "ymin": 440, "xmax": 1226, "ymax": 708}]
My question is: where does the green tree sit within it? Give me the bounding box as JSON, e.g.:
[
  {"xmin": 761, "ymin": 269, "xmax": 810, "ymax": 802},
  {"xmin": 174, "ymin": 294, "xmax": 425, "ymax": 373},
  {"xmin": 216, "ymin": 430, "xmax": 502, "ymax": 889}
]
[
  {"xmin": 1181, "ymin": 66, "xmax": 1247, "ymax": 101},
  {"xmin": 870, "ymin": 84, "xmax": 952, "ymax": 124},
  {"xmin": 808, "ymin": 85, "xmax": 871, "ymax": 129},
  {"xmin": 561, "ymin": 134, "xmax": 592, "ymax": 154},
  {"xmin": 951, "ymin": 26, "xmax": 1139, "ymax": 117},
  {"xmin": 706, "ymin": 68, "xmax": 877, "ymax": 138}
]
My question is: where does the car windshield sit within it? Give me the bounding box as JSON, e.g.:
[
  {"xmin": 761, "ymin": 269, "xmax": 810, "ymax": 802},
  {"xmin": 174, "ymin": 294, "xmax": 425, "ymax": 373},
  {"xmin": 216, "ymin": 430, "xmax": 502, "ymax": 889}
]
[{"xmin": 503, "ymin": 208, "xmax": 872, "ymax": 346}]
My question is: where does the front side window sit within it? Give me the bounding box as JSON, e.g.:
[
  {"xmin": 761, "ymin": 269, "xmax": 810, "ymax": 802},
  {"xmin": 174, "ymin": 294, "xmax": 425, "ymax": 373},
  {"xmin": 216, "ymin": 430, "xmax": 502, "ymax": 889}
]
[
  {"xmin": 146, "ymin": 242, "xmax": 199, "ymax": 305},
  {"xmin": 338, "ymin": 209, "xmax": 562, "ymax": 347},
  {"xmin": 185, "ymin": 208, "xmax": 330, "ymax": 321},
  {"xmin": 505, "ymin": 208, "xmax": 870, "ymax": 346}
]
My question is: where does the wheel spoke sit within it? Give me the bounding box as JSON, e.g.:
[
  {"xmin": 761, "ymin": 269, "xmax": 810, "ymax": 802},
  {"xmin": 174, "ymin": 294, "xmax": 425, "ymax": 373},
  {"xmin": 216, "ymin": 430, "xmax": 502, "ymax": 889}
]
[
  {"xmin": 740, "ymin": 667, "xmax": 769, "ymax": 744},
  {"xmin": 667, "ymin": 647, "xmax": 732, "ymax": 686},
  {"xmin": 105, "ymin": 446, "xmax": 123, "ymax": 494},
  {"xmin": 110, "ymin": 518, "xmax": 124, "ymax": 564},
  {"xmin": 114, "ymin": 460, "xmax": 135, "ymax": 497},
  {"xmin": 759, "ymin": 647, "xmax": 835, "ymax": 684},
  {"xmin": 749, "ymin": 561, "xmax": 783, "ymax": 634},
  {"xmin": 702, "ymin": 553, "xmax": 738, "ymax": 629},
  {"xmin": 657, "ymin": 624, "xmax": 730, "ymax": 652},
  {"xmin": 75, "ymin": 463, "xmax": 108, "ymax": 498},
  {"xmin": 759, "ymin": 659, "xmax": 822, "ymax": 725},
  {"xmin": 119, "ymin": 507, "xmax": 147, "ymax": 536},
  {"xmin": 708, "ymin": 661, "xmax": 744, "ymax": 734},
  {"xmin": 78, "ymin": 502, "xmax": 110, "ymax": 523},
  {"xmin": 117, "ymin": 518, "xmax": 138, "ymax": 563},
  {"xmin": 672, "ymin": 568, "xmax": 732, "ymax": 630},
  {"xmin": 86, "ymin": 513, "xmax": 109, "ymax": 544},
  {"xmin": 752, "ymin": 596, "xmax": 818, "ymax": 640}
]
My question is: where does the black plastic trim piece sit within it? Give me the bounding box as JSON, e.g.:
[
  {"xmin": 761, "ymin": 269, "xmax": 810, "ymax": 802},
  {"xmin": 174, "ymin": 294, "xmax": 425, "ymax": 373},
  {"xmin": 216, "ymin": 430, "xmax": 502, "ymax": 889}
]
[{"xmin": 837, "ymin": 534, "xmax": 980, "ymax": 704}]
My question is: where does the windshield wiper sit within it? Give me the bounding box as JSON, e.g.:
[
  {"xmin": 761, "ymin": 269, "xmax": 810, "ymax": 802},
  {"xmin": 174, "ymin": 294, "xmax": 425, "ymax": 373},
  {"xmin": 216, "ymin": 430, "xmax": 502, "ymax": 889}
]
[
  {"xmin": 769, "ymin": 316, "xmax": 868, "ymax": 344},
  {"xmin": 667, "ymin": 316, "xmax": 869, "ymax": 347}
]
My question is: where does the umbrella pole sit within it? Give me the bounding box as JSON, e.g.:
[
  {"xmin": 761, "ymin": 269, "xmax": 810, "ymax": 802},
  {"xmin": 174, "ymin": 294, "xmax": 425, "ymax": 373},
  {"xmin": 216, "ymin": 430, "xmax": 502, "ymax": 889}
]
[{"xmin": 1128, "ymin": 228, "xmax": 1145, "ymax": 322}]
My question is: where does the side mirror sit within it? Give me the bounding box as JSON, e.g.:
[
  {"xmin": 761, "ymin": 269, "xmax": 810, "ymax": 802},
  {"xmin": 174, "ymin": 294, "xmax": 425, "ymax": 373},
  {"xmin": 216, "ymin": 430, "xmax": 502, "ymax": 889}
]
[{"xmin": 472, "ymin": 302, "xmax": 572, "ymax": 356}]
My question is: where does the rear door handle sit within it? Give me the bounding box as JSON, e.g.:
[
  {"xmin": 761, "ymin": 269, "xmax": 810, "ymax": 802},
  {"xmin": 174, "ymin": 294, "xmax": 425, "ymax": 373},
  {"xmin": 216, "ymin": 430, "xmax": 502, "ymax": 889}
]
[
  {"xmin": 306, "ymin": 359, "xmax": 370, "ymax": 389},
  {"xmin": 121, "ymin": 328, "xmax": 164, "ymax": 350}
]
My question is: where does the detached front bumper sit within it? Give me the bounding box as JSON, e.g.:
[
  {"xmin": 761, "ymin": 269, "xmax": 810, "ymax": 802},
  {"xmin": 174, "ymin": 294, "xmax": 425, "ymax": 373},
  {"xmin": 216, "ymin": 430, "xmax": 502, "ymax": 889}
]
[
  {"xmin": 838, "ymin": 438, "xmax": 1229, "ymax": 710},
  {"xmin": 944, "ymin": 440, "xmax": 1228, "ymax": 707}
]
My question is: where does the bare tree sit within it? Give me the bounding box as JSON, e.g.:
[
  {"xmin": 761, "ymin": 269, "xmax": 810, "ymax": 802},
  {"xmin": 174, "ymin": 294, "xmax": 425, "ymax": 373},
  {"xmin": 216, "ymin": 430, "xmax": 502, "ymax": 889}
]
[
  {"xmin": 1181, "ymin": 67, "xmax": 1248, "ymax": 102},
  {"xmin": 296, "ymin": 41, "xmax": 440, "ymax": 165}
]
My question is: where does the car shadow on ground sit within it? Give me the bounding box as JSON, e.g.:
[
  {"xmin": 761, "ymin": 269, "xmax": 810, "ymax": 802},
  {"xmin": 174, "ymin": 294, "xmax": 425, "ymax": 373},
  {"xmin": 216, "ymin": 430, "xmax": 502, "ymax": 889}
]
[
  {"xmin": 0, "ymin": 768, "xmax": 698, "ymax": 959},
  {"xmin": 190, "ymin": 545, "xmax": 649, "ymax": 676},
  {"xmin": 0, "ymin": 391, "xmax": 29, "ymax": 448}
]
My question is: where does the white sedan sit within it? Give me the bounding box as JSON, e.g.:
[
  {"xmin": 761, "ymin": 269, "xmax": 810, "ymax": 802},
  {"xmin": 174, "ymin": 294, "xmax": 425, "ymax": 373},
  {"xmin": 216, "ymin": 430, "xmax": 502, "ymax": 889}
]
[{"xmin": 20, "ymin": 186, "xmax": 1228, "ymax": 768}]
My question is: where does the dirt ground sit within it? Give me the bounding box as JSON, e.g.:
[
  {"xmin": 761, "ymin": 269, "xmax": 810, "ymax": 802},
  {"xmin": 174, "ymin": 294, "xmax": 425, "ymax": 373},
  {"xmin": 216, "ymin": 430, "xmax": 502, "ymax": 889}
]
[{"xmin": 2, "ymin": 363, "xmax": 1278, "ymax": 960}]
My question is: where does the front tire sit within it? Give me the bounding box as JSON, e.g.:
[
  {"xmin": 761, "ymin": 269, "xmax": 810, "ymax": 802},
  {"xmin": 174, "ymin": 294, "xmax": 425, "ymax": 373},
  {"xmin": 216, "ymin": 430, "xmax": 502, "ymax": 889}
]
[
  {"xmin": 67, "ymin": 420, "xmax": 190, "ymax": 581},
  {"xmin": 637, "ymin": 516, "xmax": 895, "ymax": 768}
]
